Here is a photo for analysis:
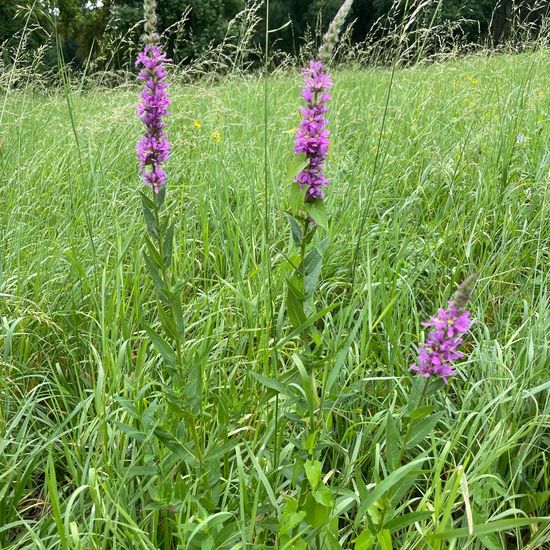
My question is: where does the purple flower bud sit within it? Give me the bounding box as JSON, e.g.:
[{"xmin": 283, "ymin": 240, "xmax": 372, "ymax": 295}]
[{"xmin": 136, "ymin": 44, "xmax": 171, "ymax": 192}]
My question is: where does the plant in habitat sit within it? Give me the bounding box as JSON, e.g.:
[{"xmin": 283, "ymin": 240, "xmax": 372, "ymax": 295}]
[
  {"xmin": 119, "ymin": 0, "xmax": 216, "ymax": 519},
  {"xmin": 266, "ymin": 10, "xmax": 350, "ymax": 545},
  {"xmin": 284, "ymin": 58, "xmax": 333, "ymax": 346},
  {"xmin": 271, "ymin": 270, "xmax": 480, "ymax": 547},
  {"xmin": 352, "ymin": 274, "xmax": 479, "ymax": 548},
  {"xmin": 135, "ymin": 1, "xmax": 186, "ymax": 373}
]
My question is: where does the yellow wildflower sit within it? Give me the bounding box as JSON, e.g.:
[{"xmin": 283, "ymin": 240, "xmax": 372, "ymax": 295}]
[
  {"xmin": 192, "ymin": 120, "xmax": 202, "ymax": 129},
  {"xmin": 212, "ymin": 130, "xmax": 222, "ymax": 143}
]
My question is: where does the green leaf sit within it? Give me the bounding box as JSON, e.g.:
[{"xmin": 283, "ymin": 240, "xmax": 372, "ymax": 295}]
[
  {"xmin": 353, "ymin": 530, "xmax": 375, "ymax": 550},
  {"xmin": 113, "ymin": 397, "xmax": 138, "ymax": 419},
  {"xmin": 273, "ymin": 302, "xmax": 339, "ymax": 352},
  {"xmin": 170, "ymin": 292, "xmax": 186, "ymax": 338},
  {"xmin": 304, "ymin": 247, "xmax": 322, "ymax": 300},
  {"xmin": 286, "ymin": 273, "xmax": 307, "ymax": 331},
  {"xmin": 285, "ymin": 212, "xmax": 303, "ymax": 246},
  {"xmin": 312, "ymin": 485, "xmax": 334, "ymax": 508},
  {"xmin": 371, "ymin": 293, "xmax": 400, "ymax": 330},
  {"xmin": 287, "ymin": 152, "xmax": 309, "ymax": 181},
  {"xmin": 407, "ymin": 405, "xmax": 434, "ymax": 420},
  {"xmin": 154, "ymin": 186, "xmax": 166, "ymax": 209},
  {"xmin": 284, "ymin": 541, "xmax": 307, "ymax": 550},
  {"xmin": 325, "ymin": 307, "xmax": 366, "ymax": 395},
  {"xmin": 429, "ymin": 517, "xmax": 548, "ymax": 541},
  {"xmin": 383, "ymin": 511, "xmax": 432, "ymax": 531},
  {"xmin": 425, "ymin": 377, "xmax": 446, "ymax": 397},
  {"xmin": 288, "ymin": 181, "xmax": 308, "ymax": 214},
  {"xmin": 405, "ymin": 412, "xmax": 444, "ymax": 449},
  {"xmin": 46, "ymin": 453, "xmax": 69, "ymax": 550},
  {"xmin": 153, "ymin": 428, "xmax": 191, "ymax": 462},
  {"xmin": 123, "ymin": 466, "xmax": 157, "ymax": 476},
  {"xmin": 323, "ymin": 526, "xmax": 344, "ymax": 550},
  {"xmin": 144, "ymin": 324, "xmax": 177, "ymax": 366},
  {"xmin": 163, "ymin": 221, "xmax": 175, "ymax": 267},
  {"xmin": 143, "ymin": 234, "xmax": 163, "ymax": 265},
  {"xmin": 377, "ymin": 529, "xmax": 392, "ymax": 550},
  {"xmin": 304, "ymin": 200, "xmax": 328, "ymax": 229},
  {"xmin": 303, "ymin": 431, "xmax": 317, "ymax": 455},
  {"xmin": 279, "ymin": 498, "xmax": 306, "ymax": 536},
  {"xmin": 385, "ymin": 411, "xmax": 401, "ymax": 471},
  {"xmin": 140, "ymin": 192, "xmax": 158, "ymax": 239},
  {"xmin": 158, "ymin": 305, "xmax": 179, "ymax": 341},
  {"xmin": 355, "ymin": 458, "xmax": 427, "ymax": 527},
  {"xmin": 185, "ymin": 355, "xmax": 203, "ymax": 416},
  {"xmin": 406, "ymin": 377, "xmax": 427, "ymax": 414},
  {"xmin": 303, "ymin": 492, "xmax": 331, "ymax": 528},
  {"xmin": 304, "ymin": 459, "xmax": 322, "ymax": 490},
  {"xmin": 143, "ymin": 252, "xmax": 169, "ymax": 304},
  {"xmin": 112, "ymin": 421, "xmax": 146, "ymax": 443},
  {"xmin": 250, "ymin": 371, "xmax": 295, "ymax": 398}
]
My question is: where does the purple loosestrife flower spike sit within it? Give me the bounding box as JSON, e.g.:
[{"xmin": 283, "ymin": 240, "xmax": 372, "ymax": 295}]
[
  {"xmin": 411, "ymin": 276, "xmax": 476, "ymax": 384},
  {"xmin": 136, "ymin": 44, "xmax": 171, "ymax": 193},
  {"xmin": 294, "ymin": 60, "xmax": 333, "ymax": 201}
]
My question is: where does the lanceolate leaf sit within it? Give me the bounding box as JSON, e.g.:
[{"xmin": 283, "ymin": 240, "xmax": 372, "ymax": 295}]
[
  {"xmin": 141, "ymin": 192, "xmax": 158, "ymax": 240},
  {"xmin": 153, "ymin": 427, "xmax": 193, "ymax": 463},
  {"xmin": 304, "ymin": 246, "xmax": 323, "ymax": 299},
  {"xmin": 143, "ymin": 252, "xmax": 169, "ymax": 304},
  {"xmin": 406, "ymin": 412, "xmax": 444, "ymax": 449},
  {"xmin": 429, "ymin": 517, "xmax": 548, "ymax": 541},
  {"xmin": 286, "ymin": 273, "xmax": 307, "ymax": 330},
  {"xmin": 384, "ymin": 511, "xmax": 432, "ymax": 531},
  {"xmin": 355, "ymin": 458, "xmax": 427, "ymax": 527},
  {"xmin": 305, "ymin": 200, "xmax": 328, "ymax": 229},
  {"xmin": 144, "ymin": 323, "xmax": 177, "ymax": 366},
  {"xmin": 285, "ymin": 211, "xmax": 303, "ymax": 246},
  {"xmin": 250, "ymin": 372, "xmax": 295, "ymax": 398},
  {"xmin": 385, "ymin": 411, "xmax": 401, "ymax": 471},
  {"xmin": 163, "ymin": 221, "xmax": 175, "ymax": 267},
  {"xmin": 304, "ymin": 237, "xmax": 329, "ymax": 299}
]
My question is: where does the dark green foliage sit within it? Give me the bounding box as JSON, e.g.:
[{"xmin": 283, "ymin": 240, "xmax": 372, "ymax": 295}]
[{"xmin": 1, "ymin": 0, "xmax": 548, "ymax": 75}]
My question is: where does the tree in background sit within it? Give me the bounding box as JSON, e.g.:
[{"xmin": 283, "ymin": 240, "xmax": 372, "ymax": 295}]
[
  {"xmin": 105, "ymin": 0, "xmax": 243, "ymax": 63},
  {"xmin": 0, "ymin": 0, "xmax": 548, "ymax": 75}
]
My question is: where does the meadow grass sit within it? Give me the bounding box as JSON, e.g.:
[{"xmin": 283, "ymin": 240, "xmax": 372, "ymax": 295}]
[{"xmin": 0, "ymin": 49, "xmax": 549, "ymax": 548}]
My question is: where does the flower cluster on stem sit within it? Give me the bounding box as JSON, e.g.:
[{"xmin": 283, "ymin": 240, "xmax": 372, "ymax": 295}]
[
  {"xmin": 294, "ymin": 60, "xmax": 333, "ymax": 201},
  {"xmin": 411, "ymin": 302, "xmax": 471, "ymax": 383},
  {"xmin": 136, "ymin": 44, "xmax": 171, "ymax": 192}
]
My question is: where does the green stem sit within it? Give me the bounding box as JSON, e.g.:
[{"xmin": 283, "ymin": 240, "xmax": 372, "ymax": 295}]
[
  {"xmin": 299, "ymin": 218, "xmax": 310, "ymax": 346},
  {"xmin": 151, "ymin": 190, "xmax": 185, "ymax": 371},
  {"xmin": 399, "ymin": 378, "xmax": 429, "ymax": 465},
  {"xmin": 300, "ymin": 219, "xmax": 308, "ymax": 275}
]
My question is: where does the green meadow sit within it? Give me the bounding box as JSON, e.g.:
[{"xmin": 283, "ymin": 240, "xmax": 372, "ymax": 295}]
[{"xmin": 0, "ymin": 50, "xmax": 549, "ymax": 548}]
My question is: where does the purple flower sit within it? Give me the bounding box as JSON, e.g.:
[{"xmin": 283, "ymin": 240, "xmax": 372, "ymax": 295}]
[
  {"xmin": 294, "ymin": 60, "xmax": 333, "ymax": 201},
  {"xmin": 136, "ymin": 44, "xmax": 171, "ymax": 192},
  {"xmin": 411, "ymin": 301, "xmax": 472, "ymax": 383},
  {"xmin": 422, "ymin": 304, "xmax": 470, "ymax": 339}
]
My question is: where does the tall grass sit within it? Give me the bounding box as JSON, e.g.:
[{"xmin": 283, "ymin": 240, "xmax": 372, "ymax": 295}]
[
  {"xmin": 0, "ymin": 4, "xmax": 549, "ymax": 546},
  {"xmin": 0, "ymin": 47, "xmax": 548, "ymax": 547}
]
